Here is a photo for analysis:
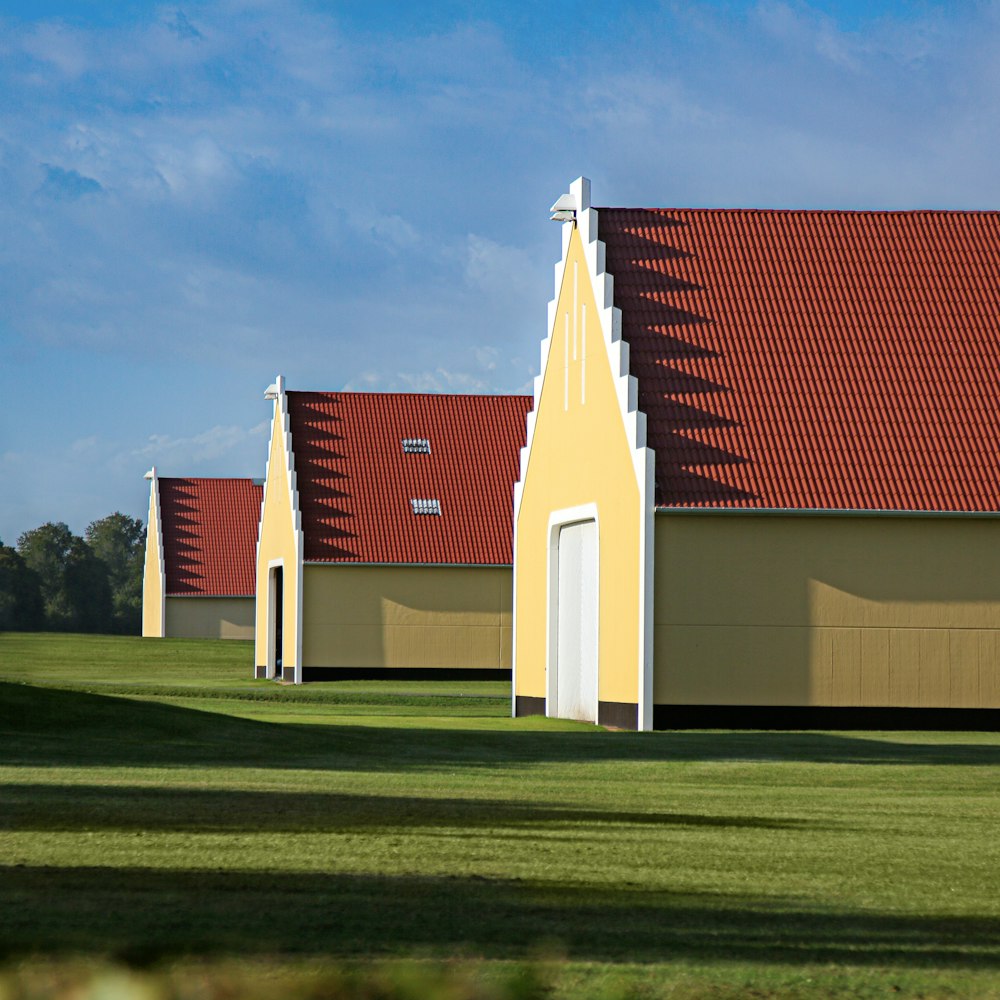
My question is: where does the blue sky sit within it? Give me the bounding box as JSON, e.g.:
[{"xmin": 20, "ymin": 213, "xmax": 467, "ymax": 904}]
[{"xmin": 2, "ymin": 0, "xmax": 998, "ymax": 542}]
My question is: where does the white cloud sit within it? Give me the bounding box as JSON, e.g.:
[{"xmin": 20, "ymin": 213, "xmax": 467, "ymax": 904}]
[
  {"xmin": 463, "ymin": 234, "xmax": 537, "ymax": 298},
  {"xmin": 473, "ymin": 346, "xmax": 498, "ymax": 371},
  {"xmin": 70, "ymin": 435, "xmax": 100, "ymax": 454},
  {"xmin": 132, "ymin": 421, "xmax": 269, "ymax": 467},
  {"xmin": 151, "ymin": 136, "xmax": 236, "ymax": 199},
  {"xmin": 340, "ymin": 342, "xmax": 515, "ymax": 394},
  {"xmin": 22, "ymin": 22, "xmax": 91, "ymax": 78},
  {"xmin": 395, "ymin": 368, "xmax": 491, "ymax": 394},
  {"xmin": 347, "ymin": 210, "xmax": 422, "ymax": 254},
  {"xmin": 342, "ymin": 366, "xmax": 490, "ymax": 394}
]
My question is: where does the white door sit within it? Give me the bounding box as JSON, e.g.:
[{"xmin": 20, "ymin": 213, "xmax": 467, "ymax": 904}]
[{"xmin": 555, "ymin": 519, "xmax": 598, "ymax": 722}]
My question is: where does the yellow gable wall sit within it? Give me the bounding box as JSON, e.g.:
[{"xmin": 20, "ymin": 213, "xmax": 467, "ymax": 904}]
[
  {"xmin": 141, "ymin": 480, "xmax": 164, "ymax": 638},
  {"xmin": 515, "ymin": 225, "xmax": 644, "ymax": 709},
  {"xmin": 254, "ymin": 400, "xmax": 300, "ymax": 674}
]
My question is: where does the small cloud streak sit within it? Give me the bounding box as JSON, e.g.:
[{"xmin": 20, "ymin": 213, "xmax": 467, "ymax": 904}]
[{"xmin": 132, "ymin": 421, "xmax": 269, "ymax": 467}]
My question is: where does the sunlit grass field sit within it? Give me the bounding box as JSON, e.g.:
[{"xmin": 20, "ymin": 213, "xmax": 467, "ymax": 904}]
[{"xmin": 1, "ymin": 632, "xmax": 999, "ymax": 998}]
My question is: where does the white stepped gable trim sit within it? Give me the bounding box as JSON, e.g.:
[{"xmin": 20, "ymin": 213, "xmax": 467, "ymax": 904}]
[
  {"xmin": 515, "ymin": 175, "xmax": 652, "ymax": 516},
  {"xmin": 144, "ymin": 466, "xmax": 166, "ymax": 638},
  {"xmin": 257, "ymin": 374, "xmax": 305, "ymax": 683},
  {"xmin": 573, "ymin": 179, "xmax": 656, "ymax": 732},
  {"xmin": 512, "ymin": 176, "xmax": 656, "ymax": 731},
  {"xmin": 154, "ymin": 471, "xmax": 165, "ymax": 635}
]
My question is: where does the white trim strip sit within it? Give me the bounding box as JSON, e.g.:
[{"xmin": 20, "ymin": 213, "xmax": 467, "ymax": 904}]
[
  {"xmin": 572, "ymin": 261, "xmax": 578, "ymax": 361},
  {"xmin": 146, "ymin": 470, "xmax": 166, "ymax": 638},
  {"xmin": 576, "ymin": 186, "xmax": 656, "ymax": 731},
  {"xmin": 563, "ymin": 311, "xmax": 569, "ymax": 411}
]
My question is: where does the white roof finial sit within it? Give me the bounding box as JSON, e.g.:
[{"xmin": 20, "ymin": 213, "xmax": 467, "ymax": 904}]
[
  {"xmin": 550, "ymin": 192, "xmax": 576, "ymax": 222},
  {"xmin": 550, "ymin": 176, "xmax": 592, "ymax": 222}
]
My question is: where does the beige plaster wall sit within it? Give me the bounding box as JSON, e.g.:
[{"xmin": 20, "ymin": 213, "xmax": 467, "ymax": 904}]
[
  {"xmin": 302, "ymin": 565, "xmax": 511, "ymax": 669},
  {"xmin": 165, "ymin": 596, "xmax": 255, "ymax": 640},
  {"xmin": 654, "ymin": 514, "xmax": 1000, "ymax": 708}
]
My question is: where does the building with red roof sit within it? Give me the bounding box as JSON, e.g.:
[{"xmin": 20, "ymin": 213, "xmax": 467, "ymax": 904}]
[
  {"xmin": 514, "ymin": 177, "xmax": 1000, "ymax": 730},
  {"xmin": 142, "ymin": 472, "xmax": 262, "ymax": 639},
  {"xmin": 254, "ymin": 377, "xmax": 530, "ymax": 682}
]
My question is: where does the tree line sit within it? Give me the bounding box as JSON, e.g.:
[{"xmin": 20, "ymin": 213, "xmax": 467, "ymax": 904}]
[{"xmin": 0, "ymin": 514, "xmax": 145, "ymax": 634}]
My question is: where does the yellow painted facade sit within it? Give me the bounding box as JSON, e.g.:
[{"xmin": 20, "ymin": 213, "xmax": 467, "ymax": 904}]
[
  {"xmin": 514, "ymin": 223, "xmax": 646, "ymax": 713},
  {"xmin": 654, "ymin": 514, "xmax": 1000, "ymax": 708},
  {"xmin": 254, "ymin": 391, "xmax": 301, "ymax": 676},
  {"xmin": 302, "ymin": 565, "xmax": 511, "ymax": 669},
  {"xmin": 141, "ymin": 478, "xmax": 164, "ymax": 638},
  {"xmin": 515, "ymin": 181, "xmax": 1000, "ymax": 722},
  {"xmin": 165, "ymin": 597, "xmax": 255, "ymax": 640}
]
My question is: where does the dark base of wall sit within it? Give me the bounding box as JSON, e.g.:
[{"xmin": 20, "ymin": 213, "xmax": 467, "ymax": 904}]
[
  {"xmin": 514, "ymin": 695, "xmax": 545, "ymax": 717},
  {"xmin": 513, "ymin": 698, "xmax": 640, "ymax": 729},
  {"xmin": 282, "ymin": 667, "xmax": 295, "ymax": 682},
  {"xmin": 301, "ymin": 667, "xmax": 513, "ymax": 682},
  {"xmin": 598, "ymin": 701, "xmax": 639, "ymax": 730},
  {"xmin": 653, "ymin": 704, "xmax": 1000, "ymax": 731},
  {"xmin": 254, "ymin": 665, "xmax": 267, "ymax": 679}
]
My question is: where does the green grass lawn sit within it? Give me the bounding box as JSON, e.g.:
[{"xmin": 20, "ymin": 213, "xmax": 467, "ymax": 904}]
[{"xmin": 1, "ymin": 632, "xmax": 1000, "ymax": 999}]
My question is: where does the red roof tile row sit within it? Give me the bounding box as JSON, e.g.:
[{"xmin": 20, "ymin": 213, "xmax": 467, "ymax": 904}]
[
  {"xmin": 287, "ymin": 391, "xmax": 531, "ymax": 564},
  {"xmin": 599, "ymin": 207, "xmax": 1000, "ymax": 511},
  {"xmin": 159, "ymin": 478, "xmax": 262, "ymax": 596}
]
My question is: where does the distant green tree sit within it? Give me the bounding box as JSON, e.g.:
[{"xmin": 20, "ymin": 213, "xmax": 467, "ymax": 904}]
[
  {"xmin": 0, "ymin": 539, "xmax": 44, "ymax": 631},
  {"xmin": 16, "ymin": 522, "xmax": 75, "ymax": 627},
  {"xmin": 16, "ymin": 522, "xmax": 113, "ymax": 632},
  {"xmin": 85, "ymin": 513, "xmax": 145, "ymax": 635},
  {"xmin": 65, "ymin": 536, "xmax": 115, "ymax": 632}
]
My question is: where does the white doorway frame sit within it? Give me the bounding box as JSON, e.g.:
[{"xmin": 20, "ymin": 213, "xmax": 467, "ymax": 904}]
[
  {"xmin": 546, "ymin": 502, "xmax": 600, "ymax": 723},
  {"xmin": 266, "ymin": 557, "xmax": 285, "ymax": 680}
]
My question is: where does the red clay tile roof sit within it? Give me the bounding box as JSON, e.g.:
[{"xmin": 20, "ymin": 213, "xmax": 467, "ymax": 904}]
[
  {"xmin": 599, "ymin": 208, "xmax": 1000, "ymax": 511},
  {"xmin": 159, "ymin": 478, "xmax": 262, "ymax": 596},
  {"xmin": 287, "ymin": 392, "xmax": 531, "ymax": 563}
]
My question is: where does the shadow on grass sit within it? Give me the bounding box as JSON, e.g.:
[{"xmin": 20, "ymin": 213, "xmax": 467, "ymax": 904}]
[
  {"xmin": 3, "ymin": 681, "xmax": 1000, "ymax": 772},
  {"xmin": 1, "ymin": 783, "xmax": 811, "ymax": 833},
  {"xmin": 2, "ymin": 865, "xmax": 999, "ymax": 969}
]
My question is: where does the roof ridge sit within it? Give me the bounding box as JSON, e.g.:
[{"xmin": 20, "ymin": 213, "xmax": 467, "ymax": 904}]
[
  {"xmin": 157, "ymin": 476, "xmax": 260, "ymax": 484},
  {"xmin": 598, "ymin": 205, "xmax": 1000, "ymax": 216},
  {"xmin": 287, "ymin": 389, "xmax": 533, "ymax": 401}
]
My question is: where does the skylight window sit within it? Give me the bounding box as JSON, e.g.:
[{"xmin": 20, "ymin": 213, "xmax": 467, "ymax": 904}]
[
  {"xmin": 411, "ymin": 498, "xmax": 442, "ymax": 516},
  {"xmin": 402, "ymin": 438, "xmax": 431, "ymax": 454}
]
